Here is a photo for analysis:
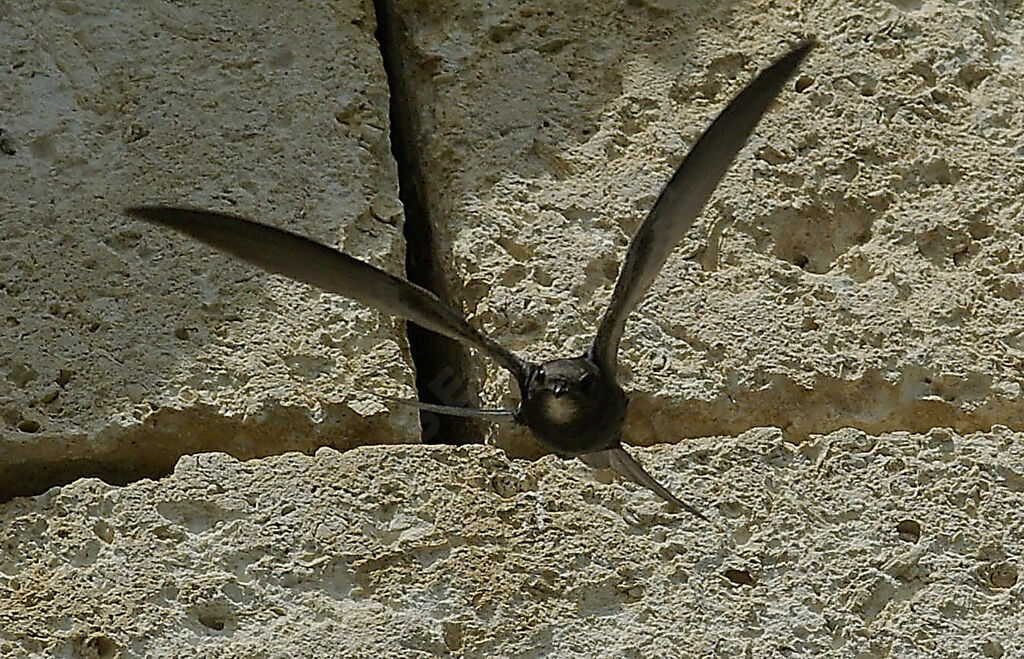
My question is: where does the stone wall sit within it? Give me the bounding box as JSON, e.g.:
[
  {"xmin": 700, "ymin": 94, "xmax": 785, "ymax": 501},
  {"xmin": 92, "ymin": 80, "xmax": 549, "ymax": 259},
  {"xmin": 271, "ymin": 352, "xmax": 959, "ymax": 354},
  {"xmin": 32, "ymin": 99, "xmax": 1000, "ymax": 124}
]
[
  {"xmin": 0, "ymin": 0, "xmax": 416, "ymax": 501},
  {"xmin": 1, "ymin": 0, "xmax": 1021, "ymax": 656}
]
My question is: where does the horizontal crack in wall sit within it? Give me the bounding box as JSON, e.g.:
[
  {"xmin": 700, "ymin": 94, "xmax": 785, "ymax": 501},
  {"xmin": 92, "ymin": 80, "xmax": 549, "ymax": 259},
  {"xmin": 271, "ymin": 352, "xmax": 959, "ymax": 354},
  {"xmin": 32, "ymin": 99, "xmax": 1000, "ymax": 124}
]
[
  {"xmin": 624, "ymin": 368, "xmax": 1021, "ymax": 448},
  {"xmin": 5, "ymin": 366, "xmax": 1020, "ymax": 502},
  {"xmin": 0, "ymin": 403, "xmax": 401, "ymax": 503}
]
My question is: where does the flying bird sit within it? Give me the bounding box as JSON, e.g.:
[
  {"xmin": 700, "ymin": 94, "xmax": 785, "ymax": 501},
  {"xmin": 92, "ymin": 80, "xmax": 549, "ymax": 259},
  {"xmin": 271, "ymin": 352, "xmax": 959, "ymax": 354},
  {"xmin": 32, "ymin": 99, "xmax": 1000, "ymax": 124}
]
[{"xmin": 127, "ymin": 40, "xmax": 814, "ymax": 520}]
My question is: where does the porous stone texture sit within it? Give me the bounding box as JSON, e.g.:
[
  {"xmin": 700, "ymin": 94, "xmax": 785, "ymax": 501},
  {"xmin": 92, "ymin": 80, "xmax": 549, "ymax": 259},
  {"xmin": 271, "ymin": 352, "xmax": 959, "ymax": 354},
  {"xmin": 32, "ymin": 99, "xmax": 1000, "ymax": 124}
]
[
  {"xmin": 384, "ymin": 0, "xmax": 1024, "ymax": 457},
  {"xmin": 3, "ymin": 0, "xmax": 1024, "ymax": 656},
  {"xmin": 0, "ymin": 0, "xmax": 417, "ymax": 500},
  {"xmin": 2, "ymin": 431, "xmax": 1021, "ymax": 657}
]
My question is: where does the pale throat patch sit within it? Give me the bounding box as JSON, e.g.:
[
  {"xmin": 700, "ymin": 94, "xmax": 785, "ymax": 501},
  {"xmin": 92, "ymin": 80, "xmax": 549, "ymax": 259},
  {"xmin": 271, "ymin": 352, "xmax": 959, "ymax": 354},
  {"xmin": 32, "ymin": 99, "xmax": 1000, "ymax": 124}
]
[{"xmin": 542, "ymin": 395, "xmax": 580, "ymax": 424}]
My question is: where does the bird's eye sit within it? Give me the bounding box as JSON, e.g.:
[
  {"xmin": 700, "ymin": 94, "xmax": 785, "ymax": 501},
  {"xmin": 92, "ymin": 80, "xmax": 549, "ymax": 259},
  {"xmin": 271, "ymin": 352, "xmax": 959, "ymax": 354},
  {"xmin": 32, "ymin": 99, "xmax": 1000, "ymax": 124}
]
[{"xmin": 579, "ymin": 373, "xmax": 597, "ymax": 389}]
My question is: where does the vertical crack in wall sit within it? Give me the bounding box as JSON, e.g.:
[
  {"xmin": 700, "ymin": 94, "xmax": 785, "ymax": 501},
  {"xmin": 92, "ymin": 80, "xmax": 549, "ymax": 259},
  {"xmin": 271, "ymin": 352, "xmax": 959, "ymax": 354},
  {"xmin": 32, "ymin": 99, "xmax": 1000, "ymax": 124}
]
[{"xmin": 373, "ymin": 1, "xmax": 481, "ymax": 446}]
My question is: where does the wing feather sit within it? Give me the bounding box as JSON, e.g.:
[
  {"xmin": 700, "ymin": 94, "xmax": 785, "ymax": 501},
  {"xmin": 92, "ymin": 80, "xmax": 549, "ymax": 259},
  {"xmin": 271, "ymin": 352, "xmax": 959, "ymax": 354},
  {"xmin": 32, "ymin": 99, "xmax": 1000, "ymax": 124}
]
[
  {"xmin": 592, "ymin": 41, "xmax": 814, "ymax": 375},
  {"xmin": 127, "ymin": 206, "xmax": 529, "ymax": 381}
]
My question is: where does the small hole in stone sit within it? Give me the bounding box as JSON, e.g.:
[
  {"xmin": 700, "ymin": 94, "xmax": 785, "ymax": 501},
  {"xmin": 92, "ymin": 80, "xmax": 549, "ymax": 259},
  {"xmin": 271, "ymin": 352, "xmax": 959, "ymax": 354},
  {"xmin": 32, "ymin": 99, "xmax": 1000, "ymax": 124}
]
[
  {"xmin": 83, "ymin": 634, "xmax": 118, "ymax": 659},
  {"xmin": 7, "ymin": 363, "xmax": 37, "ymax": 387},
  {"xmin": 990, "ymin": 562, "xmax": 1018, "ymax": 589},
  {"xmin": 980, "ymin": 638, "xmax": 1005, "ymax": 658},
  {"xmin": 93, "ymin": 519, "xmax": 115, "ymax": 543},
  {"xmin": 0, "ymin": 128, "xmax": 16, "ymax": 156},
  {"xmin": 18, "ymin": 419, "xmax": 41, "ymax": 433},
  {"xmin": 801, "ymin": 316, "xmax": 820, "ymax": 331},
  {"xmin": 896, "ymin": 519, "xmax": 921, "ymax": 543},
  {"xmin": 723, "ymin": 569, "xmax": 755, "ymax": 586},
  {"xmin": 174, "ymin": 326, "xmax": 191, "ymax": 340},
  {"xmin": 198, "ymin": 613, "xmax": 225, "ymax": 631},
  {"xmin": 443, "ymin": 621, "xmax": 465, "ymax": 652},
  {"xmin": 795, "ymin": 74, "xmax": 815, "ymax": 93},
  {"xmin": 57, "ymin": 369, "xmax": 75, "ymax": 387}
]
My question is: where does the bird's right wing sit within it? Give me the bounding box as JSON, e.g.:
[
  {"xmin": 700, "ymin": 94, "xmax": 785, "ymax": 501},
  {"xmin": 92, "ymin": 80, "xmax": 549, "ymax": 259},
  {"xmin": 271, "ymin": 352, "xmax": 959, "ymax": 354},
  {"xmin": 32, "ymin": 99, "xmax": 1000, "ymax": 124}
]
[{"xmin": 127, "ymin": 206, "xmax": 529, "ymax": 382}]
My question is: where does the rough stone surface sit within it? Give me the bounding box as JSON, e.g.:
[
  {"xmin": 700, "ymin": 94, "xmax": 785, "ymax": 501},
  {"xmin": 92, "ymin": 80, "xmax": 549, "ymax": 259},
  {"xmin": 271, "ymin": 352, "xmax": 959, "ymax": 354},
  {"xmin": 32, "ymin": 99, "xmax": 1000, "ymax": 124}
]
[
  {"xmin": 0, "ymin": 0, "xmax": 416, "ymax": 500},
  {"xmin": 3, "ymin": 0, "xmax": 1024, "ymax": 656},
  {"xmin": 386, "ymin": 0, "xmax": 1024, "ymax": 457},
  {"xmin": 2, "ymin": 431, "xmax": 1021, "ymax": 657}
]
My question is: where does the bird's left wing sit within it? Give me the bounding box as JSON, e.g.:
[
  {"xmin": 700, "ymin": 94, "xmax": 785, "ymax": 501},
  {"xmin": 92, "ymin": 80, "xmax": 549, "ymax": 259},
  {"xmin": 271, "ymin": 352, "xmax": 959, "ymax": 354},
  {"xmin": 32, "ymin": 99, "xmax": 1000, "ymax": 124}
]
[{"xmin": 591, "ymin": 40, "xmax": 814, "ymax": 376}]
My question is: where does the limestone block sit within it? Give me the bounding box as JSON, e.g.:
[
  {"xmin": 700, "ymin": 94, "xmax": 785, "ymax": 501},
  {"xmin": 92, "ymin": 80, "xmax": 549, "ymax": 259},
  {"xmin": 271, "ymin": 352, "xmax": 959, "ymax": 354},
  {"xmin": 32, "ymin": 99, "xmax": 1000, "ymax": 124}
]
[
  {"xmin": 0, "ymin": 0, "xmax": 416, "ymax": 500},
  {"xmin": 384, "ymin": 0, "xmax": 1024, "ymax": 456},
  {"xmin": 1, "ymin": 429, "xmax": 1020, "ymax": 656},
  {"xmin": 3, "ymin": 2, "xmax": 1023, "ymax": 654}
]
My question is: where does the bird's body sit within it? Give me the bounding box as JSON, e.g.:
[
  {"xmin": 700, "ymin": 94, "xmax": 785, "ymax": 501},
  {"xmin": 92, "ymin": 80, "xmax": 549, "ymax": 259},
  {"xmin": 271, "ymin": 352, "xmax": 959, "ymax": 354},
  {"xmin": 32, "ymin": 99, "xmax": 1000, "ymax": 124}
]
[{"xmin": 517, "ymin": 356, "xmax": 627, "ymax": 455}]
